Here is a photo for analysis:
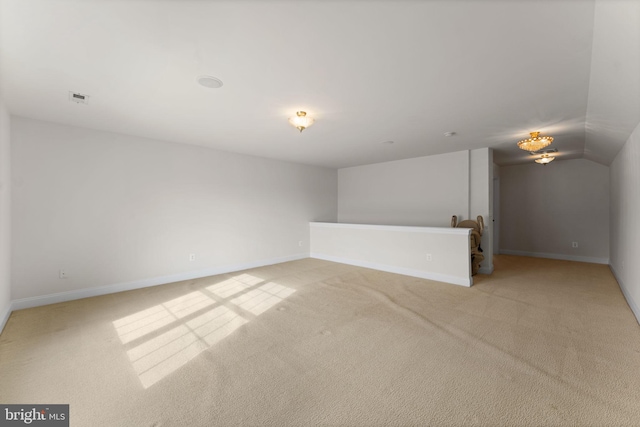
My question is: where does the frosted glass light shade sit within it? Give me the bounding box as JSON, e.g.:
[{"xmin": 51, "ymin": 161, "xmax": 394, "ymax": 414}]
[
  {"xmin": 289, "ymin": 111, "xmax": 314, "ymax": 132},
  {"xmin": 534, "ymin": 154, "xmax": 555, "ymax": 165}
]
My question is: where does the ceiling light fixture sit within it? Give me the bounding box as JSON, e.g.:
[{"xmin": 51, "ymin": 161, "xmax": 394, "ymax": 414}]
[
  {"xmin": 517, "ymin": 131, "xmax": 554, "ymax": 152},
  {"xmin": 529, "ymin": 148, "xmax": 558, "ymax": 156},
  {"xmin": 288, "ymin": 111, "xmax": 314, "ymax": 133},
  {"xmin": 534, "ymin": 154, "xmax": 555, "ymax": 165}
]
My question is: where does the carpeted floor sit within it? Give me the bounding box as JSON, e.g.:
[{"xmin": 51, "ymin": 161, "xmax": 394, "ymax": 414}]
[{"xmin": 1, "ymin": 255, "xmax": 640, "ymax": 426}]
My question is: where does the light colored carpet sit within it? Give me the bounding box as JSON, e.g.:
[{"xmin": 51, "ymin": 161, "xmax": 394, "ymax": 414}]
[{"xmin": 1, "ymin": 255, "xmax": 640, "ymax": 426}]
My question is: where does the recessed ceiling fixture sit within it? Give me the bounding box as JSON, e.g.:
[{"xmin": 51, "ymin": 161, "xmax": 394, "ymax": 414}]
[
  {"xmin": 517, "ymin": 131, "xmax": 554, "ymax": 152},
  {"xmin": 444, "ymin": 132, "xmax": 456, "ymax": 137},
  {"xmin": 380, "ymin": 140, "xmax": 395, "ymax": 145},
  {"xmin": 288, "ymin": 111, "xmax": 314, "ymax": 133},
  {"xmin": 197, "ymin": 75, "xmax": 223, "ymax": 89},
  {"xmin": 535, "ymin": 154, "xmax": 555, "ymax": 165}
]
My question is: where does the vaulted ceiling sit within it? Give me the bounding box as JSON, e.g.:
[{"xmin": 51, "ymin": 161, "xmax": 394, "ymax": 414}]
[{"xmin": 1, "ymin": 0, "xmax": 638, "ymax": 169}]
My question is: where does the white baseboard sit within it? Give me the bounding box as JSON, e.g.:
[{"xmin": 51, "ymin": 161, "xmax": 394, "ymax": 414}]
[
  {"xmin": 10, "ymin": 254, "xmax": 308, "ymax": 312},
  {"xmin": 610, "ymin": 264, "xmax": 640, "ymax": 325},
  {"xmin": 0, "ymin": 301, "xmax": 12, "ymax": 336},
  {"xmin": 499, "ymin": 249, "xmax": 609, "ymax": 265},
  {"xmin": 310, "ymin": 253, "xmax": 472, "ymax": 287}
]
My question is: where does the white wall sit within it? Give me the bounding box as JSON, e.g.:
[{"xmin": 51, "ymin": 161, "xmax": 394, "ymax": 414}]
[
  {"xmin": 337, "ymin": 149, "xmax": 494, "ymax": 273},
  {"xmin": 500, "ymin": 158, "xmax": 609, "ymax": 264},
  {"xmin": 469, "ymin": 148, "xmax": 493, "ymax": 273},
  {"xmin": 610, "ymin": 121, "xmax": 640, "ymax": 323},
  {"xmin": 338, "ymin": 151, "xmax": 470, "ymax": 227},
  {"xmin": 310, "ymin": 222, "xmax": 472, "ymax": 287},
  {"xmin": 11, "ymin": 117, "xmax": 337, "ymax": 302},
  {"xmin": 492, "ymin": 164, "xmax": 501, "ymax": 255},
  {"xmin": 0, "ymin": 99, "xmax": 11, "ymax": 330}
]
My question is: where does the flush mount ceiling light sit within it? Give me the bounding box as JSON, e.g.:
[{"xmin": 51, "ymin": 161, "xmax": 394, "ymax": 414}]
[
  {"xmin": 288, "ymin": 111, "xmax": 314, "ymax": 133},
  {"xmin": 529, "ymin": 147, "xmax": 558, "ymax": 156},
  {"xmin": 517, "ymin": 131, "xmax": 554, "ymax": 152},
  {"xmin": 197, "ymin": 75, "xmax": 223, "ymax": 89},
  {"xmin": 535, "ymin": 154, "xmax": 556, "ymax": 165}
]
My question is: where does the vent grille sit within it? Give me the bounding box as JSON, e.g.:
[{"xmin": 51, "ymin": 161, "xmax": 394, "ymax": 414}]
[{"xmin": 69, "ymin": 91, "xmax": 89, "ymax": 104}]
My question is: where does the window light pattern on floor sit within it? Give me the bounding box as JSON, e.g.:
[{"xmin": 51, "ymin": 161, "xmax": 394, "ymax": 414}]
[
  {"xmin": 113, "ymin": 274, "xmax": 295, "ymax": 389},
  {"xmin": 230, "ymin": 282, "xmax": 295, "ymax": 315},
  {"xmin": 113, "ymin": 291, "xmax": 216, "ymax": 345}
]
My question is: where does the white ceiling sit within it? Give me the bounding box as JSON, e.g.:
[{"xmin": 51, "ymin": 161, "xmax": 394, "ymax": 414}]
[{"xmin": 1, "ymin": 0, "xmax": 638, "ymax": 169}]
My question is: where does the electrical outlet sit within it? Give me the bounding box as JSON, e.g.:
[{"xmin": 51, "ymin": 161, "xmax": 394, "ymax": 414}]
[
  {"xmin": 59, "ymin": 269, "xmax": 67, "ymax": 279},
  {"xmin": 572, "ymin": 242, "xmax": 578, "ymax": 248},
  {"xmin": 189, "ymin": 254, "xmax": 196, "ymax": 261},
  {"xmin": 298, "ymin": 241, "xmax": 303, "ymax": 247},
  {"xmin": 426, "ymin": 253, "xmax": 432, "ymax": 262}
]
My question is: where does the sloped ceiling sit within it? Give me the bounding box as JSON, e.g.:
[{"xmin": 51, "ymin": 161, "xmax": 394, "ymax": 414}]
[
  {"xmin": 584, "ymin": 0, "xmax": 640, "ymax": 166},
  {"xmin": 0, "ymin": 0, "xmax": 638, "ymax": 169}
]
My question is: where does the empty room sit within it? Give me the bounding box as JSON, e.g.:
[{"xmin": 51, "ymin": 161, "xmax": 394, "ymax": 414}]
[{"xmin": 1, "ymin": 0, "xmax": 639, "ymax": 426}]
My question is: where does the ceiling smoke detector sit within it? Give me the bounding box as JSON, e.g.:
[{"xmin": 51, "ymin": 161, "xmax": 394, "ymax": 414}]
[
  {"xmin": 69, "ymin": 91, "xmax": 89, "ymax": 104},
  {"xmin": 197, "ymin": 75, "xmax": 223, "ymax": 89}
]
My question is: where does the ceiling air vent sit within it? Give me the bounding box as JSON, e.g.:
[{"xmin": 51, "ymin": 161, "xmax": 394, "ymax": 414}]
[{"xmin": 69, "ymin": 91, "xmax": 89, "ymax": 104}]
